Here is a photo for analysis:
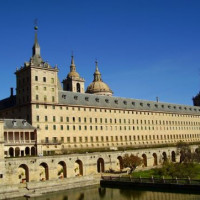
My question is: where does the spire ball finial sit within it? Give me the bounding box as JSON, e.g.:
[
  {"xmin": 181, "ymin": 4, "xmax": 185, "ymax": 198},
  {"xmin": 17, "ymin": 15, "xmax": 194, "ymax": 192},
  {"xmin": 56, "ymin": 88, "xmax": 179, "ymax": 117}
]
[{"xmin": 34, "ymin": 26, "xmax": 38, "ymax": 30}]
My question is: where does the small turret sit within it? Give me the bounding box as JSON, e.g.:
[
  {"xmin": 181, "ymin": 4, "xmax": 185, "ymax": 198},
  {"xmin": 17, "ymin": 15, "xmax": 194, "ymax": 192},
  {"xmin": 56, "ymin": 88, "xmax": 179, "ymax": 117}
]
[{"xmin": 62, "ymin": 54, "xmax": 85, "ymax": 93}]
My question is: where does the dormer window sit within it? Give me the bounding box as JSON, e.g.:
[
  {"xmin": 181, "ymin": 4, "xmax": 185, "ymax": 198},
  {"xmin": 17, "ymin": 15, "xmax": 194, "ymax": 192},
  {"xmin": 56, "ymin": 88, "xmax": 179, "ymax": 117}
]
[
  {"xmin": 168, "ymin": 105, "xmax": 171, "ymax": 109},
  {"xmin": 174, "ymin": 106, "xmax": 176, "ymax": 109},
  {"xmin": 123, "ymin": 101, "xmax": 127, "ymax": 105},
  {"xmin": 114, "ymin": 100, "xmax": 118, "ymax": 104},
  {"xmin": 132, "ymin": 102, "xmax": 135, "ymax": 106},
  {"xmin": 147, "ymin": 103, "xmax": 150, "ymax": 107},
  {"xmin": 85, "ymin": 97, "xmax": 89, "ymax": 101},
  {"xmin": 155, "ymin": 104, "xmax": 158, "ymax": 108},
  {"xmin": 74, "ymin": 96, "xmax": 78, "ymax": 100},
  {"xmin": 179, "ymin": 107, "xmax": 182, "ymax": 110},
  {"xmin": 161, "ymin": 105, "xmax": 164, "ymax": 108},
  {"xmin": 22, "ymin": 120, "xmax": 27, "ymax": 126},
  {"xmin": 95, "ymin": 98, "xmax": 99, "ymax": 102},
  {"xmin": 105, "ymin": 99, "xmax": 109, "ymax": 103},
  {"xmin": 140, "ymin": 103, "xmax": 143, "ymax": 106},
  {"xmin": 12, "ymin": 120, "xmax": 17, "ymax": 126}
]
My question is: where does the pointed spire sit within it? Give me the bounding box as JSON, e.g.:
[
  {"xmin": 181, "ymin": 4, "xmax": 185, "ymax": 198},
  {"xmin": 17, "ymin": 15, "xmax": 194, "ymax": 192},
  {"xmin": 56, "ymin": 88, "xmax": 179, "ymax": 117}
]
[
  {"xmin": 93, "ymin": 60, "xmax": 101, "ymax": 82},
  {"xmin": 70, "ymin": 53, "xmax": 76, "ymax": 72},
  {"xmin": 71, "ymin": 52, "xmax": 75, "ymax": 66},
  {"xmin": 32, "ymin": 25, "xmax": 40, "ymax": 57}
]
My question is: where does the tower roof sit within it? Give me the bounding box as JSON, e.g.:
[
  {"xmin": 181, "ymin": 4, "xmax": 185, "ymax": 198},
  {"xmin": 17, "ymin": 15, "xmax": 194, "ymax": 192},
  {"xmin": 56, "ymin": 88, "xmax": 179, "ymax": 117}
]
[
  {"xmin": 86, "ymin": 61, "xmax": 113, "ymax": 96},
  {"xmin": 67, "ymin": 55, "xmax": 80, "ymax": 79}
]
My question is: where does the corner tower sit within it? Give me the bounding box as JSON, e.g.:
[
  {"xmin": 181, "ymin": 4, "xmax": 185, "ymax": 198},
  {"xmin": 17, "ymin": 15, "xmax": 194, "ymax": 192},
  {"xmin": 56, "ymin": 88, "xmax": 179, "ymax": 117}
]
[
  {"xmin": 14, "ymin": 26, "xmax": 59, "ymax": 123},
  {"xmin": 62, "ymin": 55, "xmax": 85, "ymax": 93}
]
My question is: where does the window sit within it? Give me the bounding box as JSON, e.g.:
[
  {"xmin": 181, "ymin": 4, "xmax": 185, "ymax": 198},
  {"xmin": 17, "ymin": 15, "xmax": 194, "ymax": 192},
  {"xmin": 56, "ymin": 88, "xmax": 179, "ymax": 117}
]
[
  {"xmin": 36, "ymin": 115, "xmax": 39, "ymax": 122},
  {"xmin": 36, "ymin": 95, "xmax": 39, "ymax": 100},
  {"xmin": 36, "ymin": 104, "xmax": 39, "ymax": 108},
  {"xmin": 53, "ymin": 125, "xmax": 56, "ymax": 130},
  {"xmin": 35, "ymin": 86, "xmax": 38, "ymax": 90},
  {"xmin": 45, "ymin": 116, "xmax": 48, "ymax": 122},
  {"xmin": 45, "ymin": 125, "xmax": 48, "ymax": 130},
  {"xmin": 43, "ymin": 77, "xmax": 46, "ymax": 82},
  {"xmin": 60, "ymin": 117, "xmax": 63, "ymax": 122},
  {"xmin": 44, "ymin": 95, "xmax": 47, "ymax": 101},
  {"xmin": 61, "ymin": 125, "xmax": 63, "ymax": 130},
  {"xmin": 35, "ymin": 76, "xmax": 38, "ymax": 81},
  {"xmin": 53, "ymin": 116, "xmax": 56, "ymax": 122},
  {"xmin": 52, "ymin": 96, "xmax": 55, "ymax": 102},
  {"xmin": 44, "ymin": 87, "xmax": 46, "ymax": 91},
  {"xmin": 51, "ymin": 78, "xmax": 54, "ymax": 83},
  {"xmin": 67, "ymin": 137, "xmax": 70, "ymax": 143},
  {"xmin": 66, "ymin": 117, "xmax": 69, "ymax": 122}
]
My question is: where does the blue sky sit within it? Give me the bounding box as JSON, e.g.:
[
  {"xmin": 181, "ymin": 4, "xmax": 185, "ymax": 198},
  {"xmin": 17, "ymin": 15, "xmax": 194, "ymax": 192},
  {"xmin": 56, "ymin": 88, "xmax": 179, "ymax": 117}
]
[{"xmin": 0, "ymin": 0, "xmax": 200, "ymax": 105}]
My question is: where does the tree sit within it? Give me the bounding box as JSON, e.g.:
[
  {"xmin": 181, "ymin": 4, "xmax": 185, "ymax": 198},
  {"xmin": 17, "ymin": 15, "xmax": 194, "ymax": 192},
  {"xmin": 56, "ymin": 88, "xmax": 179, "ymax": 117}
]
[
  {"xmin": 122, "ymin": 154, "xmax": 143, "ymax": 171},
  {"xmin": 176, "ymin": 141, "xmax": 192, "ymax": 163}
]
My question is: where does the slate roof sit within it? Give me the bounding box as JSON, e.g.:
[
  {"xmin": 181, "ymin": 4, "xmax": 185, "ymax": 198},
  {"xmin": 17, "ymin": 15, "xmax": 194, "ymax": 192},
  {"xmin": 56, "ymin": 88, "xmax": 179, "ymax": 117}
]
[
  {"xmin": 59, "ymin": 91, "xmax": 200, "ymax": 115},
  {"xmin": 2, "ymin": 119, "xmax": 35, "ymax": 130},
  {"xmin": 0, "ymin": 96, "xmax": 16, "ymax": 110}
]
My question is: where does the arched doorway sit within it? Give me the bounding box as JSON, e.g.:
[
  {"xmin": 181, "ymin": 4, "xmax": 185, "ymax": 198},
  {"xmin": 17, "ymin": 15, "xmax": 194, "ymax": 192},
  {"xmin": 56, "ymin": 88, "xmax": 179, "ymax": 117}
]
[
  {"xmin": 9, "ymin": 147, "xmax": 14, "ymax": 157},
  {"xmin": 142, "ymin": 154, "xmax": 147, "ymax": 167},
  {"xmin": 171, "ymin": 151, "xmax": 176, "ymax": 162},
  {"xmin": 15, "ymin": 147, "xmax": 20, "ymax": 157},
  {"xmin": 31, "ymin": 147, "xmax": 36, "ymax": 156},
  {"xmin": 153, "ymin": 153, "xmax": 158, "ymax": 166},
  {"xmin": 25, "ymin": 147, "xmax": 30, "ymax": 156},
  {"xmin": 97, "ymin": 158, "xmax": 105, "ymax": 173},
  {"xmin": 77, "ymin": 83, "xmax": 80, "ymax": 93},
  {"xmin": 58, "ymin": 161, "xmax": 67, "ymax": 178},
  {"xmin": 162, "ymin": 152, "xmax": 167, "ymax": 162},
  {"xmin": 39, "ymin": 162, "xmax": 49, "ymax": 181},
  {"xmin": 75, "ymin": 160, "xmax": 83, "ymax": 176},
  {"xmin": 18, "ymin": 164, "xmax": 29, "ymax": 183},
  {"xmin": 117, "ymin": 156, "xmax": 123, "ymax": 171}
]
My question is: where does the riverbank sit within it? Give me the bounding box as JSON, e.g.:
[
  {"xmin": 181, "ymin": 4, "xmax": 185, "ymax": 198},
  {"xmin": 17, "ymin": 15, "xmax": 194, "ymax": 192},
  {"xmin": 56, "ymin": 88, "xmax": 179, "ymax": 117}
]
[
  {"xmin": 0, "ymin": 175, "xmax": 101, "ymax": 200},
  {"xmin": 100, "ymin": 176, "xmax": 200, "ymax": 193}
]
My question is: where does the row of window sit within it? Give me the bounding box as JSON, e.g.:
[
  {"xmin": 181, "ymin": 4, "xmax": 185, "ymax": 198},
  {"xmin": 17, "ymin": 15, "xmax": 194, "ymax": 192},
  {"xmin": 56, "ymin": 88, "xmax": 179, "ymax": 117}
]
[
  {"xmin": 35, "ymin": 95, "xmax": 55, "ymax": 102},
  {"xmin": 35, "ymin": 76, "xmax": 54, "ymax": 83},
  {"xmin": 45, "ymin": 133, "xmax": 200, "ymax": 143},
  {"xmin": 35, "ymin": 86, "xmax": 55, "ymax": 92},
  {"xmin": 40, "ymin": 124, "xmax": 200, "ymax": 132},
  {"xmin": 36, "ymin": 115, "xmax": 200, "ymax": 126}
]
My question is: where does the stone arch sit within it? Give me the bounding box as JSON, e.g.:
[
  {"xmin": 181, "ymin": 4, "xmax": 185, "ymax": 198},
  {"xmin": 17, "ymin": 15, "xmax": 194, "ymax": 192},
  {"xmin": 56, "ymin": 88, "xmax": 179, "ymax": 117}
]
[
  {"xmin": 18, "ymin": 164, "xmax": 29, "ymax": 183},
  {"xmin": 58, "ymin": 161, "xmax": 67, "ymax": 178},
  {"xmin": 15, "ymin": 147, "xmax": 20, "ymax": 157},
  {"xmin": 153, "ymin": 153, "xmax": 158, "ymax": 166},
  {"xmin": 77, "ymin": 83, "xmax": 81, "ymax": 93},
  {"xmin": 25, "ymin": 147, "xmax": 30, "ymax": 156},
  {"xmin": 171, "ymin": 151, "xmax": 176, "ymax": 162},
  {"xmin": 97, "ymin": 158, "xmax": 105, "ymax": 173},
  {"xmin": 39, "ymin": 162, "xmax": 49, "ymax": 181},
  {"xmin": 142, "ymin": 154, "xmax": 147, "ymax": 167},
  {"xmin": 117, "ymin": 156, "xmax": 123, "ymax": 170},
  {"xmin": 31, "ymin": 146, "xmax": 36, "ymax": 156},
  {"xmin": 162, "ymin": 152, "xmax": 167, "ymax": 162},
  {"xmin": 75, "ymin": 159, "xmax": 83, "ymax": 176},
  {"xmin": 9, "ymin": 147, "xmax": 14, "ymax": 157}
]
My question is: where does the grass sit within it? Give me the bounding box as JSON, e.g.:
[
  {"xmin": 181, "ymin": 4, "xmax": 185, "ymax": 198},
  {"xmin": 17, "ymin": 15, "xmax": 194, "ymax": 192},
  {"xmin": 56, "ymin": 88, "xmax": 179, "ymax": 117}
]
[{"xmin": 131, "ymin": 164, "xmax": 200, "ymax": 179}]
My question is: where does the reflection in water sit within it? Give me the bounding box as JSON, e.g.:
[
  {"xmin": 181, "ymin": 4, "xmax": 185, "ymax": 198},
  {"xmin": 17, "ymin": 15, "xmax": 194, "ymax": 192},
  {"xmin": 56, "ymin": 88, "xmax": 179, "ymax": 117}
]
[
  {"xmin": 98, "ymin": 187, "xmax": 106, "ymax": 198},
  {"xmin": 120, "ymin": 188, "xmax": 143, "ymax": 199},
  {"xmin": 15, "ymin": 185, "xmax": 200, "ymax": 200}
]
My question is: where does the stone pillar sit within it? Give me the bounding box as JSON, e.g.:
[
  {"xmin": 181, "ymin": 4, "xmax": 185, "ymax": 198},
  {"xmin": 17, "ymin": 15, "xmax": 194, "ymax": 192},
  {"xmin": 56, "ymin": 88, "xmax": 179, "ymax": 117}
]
[{"xmin": 13, "ymin": 132, "xmax": 15, "ymax": 143}]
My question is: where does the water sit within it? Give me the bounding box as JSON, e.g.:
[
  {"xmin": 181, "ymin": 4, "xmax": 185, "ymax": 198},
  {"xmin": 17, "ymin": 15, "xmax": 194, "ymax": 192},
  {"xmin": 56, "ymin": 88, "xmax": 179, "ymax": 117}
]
[{"xmin": 15, "ymin": 185, "xmax": 200, "ymax": 200}]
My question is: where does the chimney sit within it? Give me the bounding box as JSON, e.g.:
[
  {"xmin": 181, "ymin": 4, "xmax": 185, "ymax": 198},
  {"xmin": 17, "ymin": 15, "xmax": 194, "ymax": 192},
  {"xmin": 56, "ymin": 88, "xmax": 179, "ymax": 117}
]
[{"xmin": 10, "ymin": 88, "xmax": 13, "ymax": 97}]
